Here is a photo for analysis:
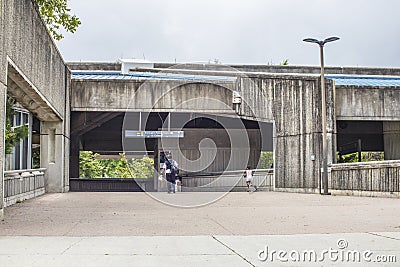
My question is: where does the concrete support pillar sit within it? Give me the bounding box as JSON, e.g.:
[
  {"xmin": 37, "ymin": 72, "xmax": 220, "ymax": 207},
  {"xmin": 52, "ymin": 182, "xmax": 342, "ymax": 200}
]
[
  {"xmin": 41, "ymin": 121, "xmax": 69, "ymax": 193},
  {"xmin": 384, "ymin": 121, "xmax": 400, "ymax": 160},
  {"xmin": 0, "ymin": 82, "xmax": 6, "ymax": 220}
]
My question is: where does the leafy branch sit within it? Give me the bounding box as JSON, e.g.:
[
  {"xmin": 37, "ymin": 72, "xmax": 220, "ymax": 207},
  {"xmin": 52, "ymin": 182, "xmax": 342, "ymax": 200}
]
[
  {"xmin": 5, "ymin": 97, "xmax": 29, "ymax": 155},
  {"xmin": 34, "ymin": 0, "xmax": 81, "ymax": 41}
]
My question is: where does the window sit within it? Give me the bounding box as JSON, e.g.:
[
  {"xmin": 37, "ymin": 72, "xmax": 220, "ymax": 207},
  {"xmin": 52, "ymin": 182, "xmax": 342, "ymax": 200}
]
[{"xmin": 10, "ymin": 107, "xmax": 32, "ymax": 170}]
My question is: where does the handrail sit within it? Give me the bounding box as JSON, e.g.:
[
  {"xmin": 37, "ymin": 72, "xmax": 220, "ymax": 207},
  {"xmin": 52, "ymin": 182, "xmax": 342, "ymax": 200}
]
[
  {"xmin": 4, "ymin": 168, "xmax": 47, "ymax": 175},
  {"xmin": 330, "ymin": 160, "xmax": 400, "ymax": 168},
  {"xmin": 182, "ymin": 169, "xmax": 273, "ymax": 177}
]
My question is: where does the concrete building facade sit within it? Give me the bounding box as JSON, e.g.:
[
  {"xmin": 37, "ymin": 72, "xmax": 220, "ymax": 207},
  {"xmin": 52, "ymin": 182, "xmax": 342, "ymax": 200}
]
[{"xmin": 0, "ymin": 0, "xmax": 70, "ymax": 219}]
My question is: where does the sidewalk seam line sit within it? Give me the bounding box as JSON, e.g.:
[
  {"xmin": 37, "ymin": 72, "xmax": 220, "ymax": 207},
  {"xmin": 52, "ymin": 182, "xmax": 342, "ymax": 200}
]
[
  {"xmin": 208, "ymin": 217, "xmax": 235, "ymax": 235},
  {"xmin": 212, "ymin": 236, "xmax": 256, "ymax": 267},
  {"xmin": 367, "ymin": 232, "xmax": 400, "ymax": 241},
  {"xmin": 60, "ymin": 237, "xmax": 87, "ymax": 255}
]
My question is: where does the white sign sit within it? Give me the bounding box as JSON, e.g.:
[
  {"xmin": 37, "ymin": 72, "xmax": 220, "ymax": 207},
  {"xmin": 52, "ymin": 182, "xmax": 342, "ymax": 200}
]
[{"xmin": 125, "ymin": 131, "xmax": 184, "ymax": 138}]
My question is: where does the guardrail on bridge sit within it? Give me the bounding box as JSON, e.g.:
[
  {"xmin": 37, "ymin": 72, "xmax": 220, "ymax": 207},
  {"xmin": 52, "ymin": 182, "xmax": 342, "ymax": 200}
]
[
  {"xmin": 181, "ymin": 169, "xmax": 274, "ymax": 192},
  {"xmin": 329, "ymin": 160, "xmax": 400, "ymax": 197}
]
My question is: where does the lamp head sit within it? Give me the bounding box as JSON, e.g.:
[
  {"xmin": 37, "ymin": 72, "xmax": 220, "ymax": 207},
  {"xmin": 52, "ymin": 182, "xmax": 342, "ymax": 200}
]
[
  {"xmin": 303, "ymin": 36, "xmax": 340, "ymax": 46},
  {"xmin": 303, "ymin": 38, "xmax": 319, "ymax": 44},
  {"xmin": 324, "ymin": 37, "xmax": 340, "ymax": 43}
]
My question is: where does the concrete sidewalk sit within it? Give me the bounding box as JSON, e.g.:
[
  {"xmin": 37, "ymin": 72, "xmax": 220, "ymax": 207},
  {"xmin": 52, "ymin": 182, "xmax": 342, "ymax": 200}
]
[
  {"xmin": 2, "ymin": 192, "xmax": 400, "ymax": 236},
  {"xmin": 1, "ymin": 192, "xmax": 400, "ymax": 266},
  {"xmin": 0, "ymin": 233, "xmax": 399, "ymax": 266}
]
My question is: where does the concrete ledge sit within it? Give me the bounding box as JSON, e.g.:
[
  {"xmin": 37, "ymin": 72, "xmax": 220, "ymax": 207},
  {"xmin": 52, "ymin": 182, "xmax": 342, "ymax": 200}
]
[
  {"xmin": 330, "ymin": 189, "xmax": 400, "ymax": 198},
  {"xmin": 274, "ymin": 187, "xmax": 400, "ymax": 198},
  {"xmin": 181, "ymin": 186, "xmax": 273, "ymax": 192},
  {"xmin": 274, "ymin": 188, "xmax": 320, "ymax": 194},
  {"xmin": 4, "ymin": 188, "xmax": 45, "ymax": 207},
  {"xmin": 330, "ymin": 160, "xmax": 400, "ymax": 169}
]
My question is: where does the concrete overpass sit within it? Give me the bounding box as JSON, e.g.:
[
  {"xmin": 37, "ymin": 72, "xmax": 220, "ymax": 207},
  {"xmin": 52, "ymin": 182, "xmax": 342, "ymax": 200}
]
[{"xmin": 68, "ymin": 62, "xmax": 400, "ymax": 191}]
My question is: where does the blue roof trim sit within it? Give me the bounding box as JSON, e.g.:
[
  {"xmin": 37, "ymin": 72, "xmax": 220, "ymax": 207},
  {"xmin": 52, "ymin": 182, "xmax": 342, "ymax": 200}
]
[
  {"xmin": 327, "ymin": 75, "xmax": 400, "ymax": 87},
  {"xmin": 71, "ymin": 72, "xmax": 400, "ymax": 87},
  {"xmin": 71, "ymin": 71, "xmax": 236, "ymax": 82}
]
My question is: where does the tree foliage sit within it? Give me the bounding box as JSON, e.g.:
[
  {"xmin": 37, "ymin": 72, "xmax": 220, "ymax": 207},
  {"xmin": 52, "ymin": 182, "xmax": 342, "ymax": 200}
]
[
  {"xmin": 35, "ymin": 0, "xmax": 81, "ymax": 41},
  {"xmin": 5, "ymin": 97, "xmax": 29, "ymax": 155},
  {"xmin": 79, "ymin": 151, "xmax": 155, "ymax": 179},
  {"xmin": 259, "ymin": 152, "xmax": 274, "ymax": 169},
  {"xmin": 337, "ymin": 152, "xmax": 384, "ymax": 163},
  {"xmin": 280, "ymin": 59, "xmax": 289, "ymax": 66}
]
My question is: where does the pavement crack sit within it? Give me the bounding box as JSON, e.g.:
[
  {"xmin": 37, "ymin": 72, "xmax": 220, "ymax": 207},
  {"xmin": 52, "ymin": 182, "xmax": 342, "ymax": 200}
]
[
  {"xmin": 63, "ymin": 221, "xmax": 80, "ymax": 236},
  {"xmin": 367, "ymin": 232, "xmax": 400, "ymax": 241},
  {"xmin": 60, "ymin": 237, "xmax": 87, "ymax": 255},
  {"xmin": 212, "ymin": 236, "xmax": 256, "ymax": 267}
]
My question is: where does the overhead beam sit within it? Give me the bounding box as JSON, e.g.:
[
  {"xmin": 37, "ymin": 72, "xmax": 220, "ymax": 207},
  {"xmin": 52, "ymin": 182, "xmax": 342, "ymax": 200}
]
[
  {"xmin": 71, "ymin": 112, "xmax": 121, "ymax": 136},
  {"xmin": 7, "ymin": 65, "xmax": 61, "ymax": 122}
]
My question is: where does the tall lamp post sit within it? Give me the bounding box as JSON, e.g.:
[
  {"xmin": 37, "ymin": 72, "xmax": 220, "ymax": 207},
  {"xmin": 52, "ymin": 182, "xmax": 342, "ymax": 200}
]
[{"xmin": 303, "ymin": 36, "xmax": 340, "ymax": 195}]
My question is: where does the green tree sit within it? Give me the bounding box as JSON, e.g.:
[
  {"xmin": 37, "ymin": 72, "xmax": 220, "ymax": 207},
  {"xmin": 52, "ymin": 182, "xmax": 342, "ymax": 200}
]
[
  {"xmin": 337, "ymin": 152, "xmax": 384, "ymax": 163},
  {"xmin": 79, "ymin": 151, "xmax": 155, "ymax": 178},
  {"xmin": 117, "ymin": 154, "xmax": 154, "ymax": 178},
  {"xmin": 5, "ymin": 97, "xmax": 29, "ymax": 155},
  {"xmin": 79, "ymin": 151, "xmax": 104, "ymax": 178},
  {"xmin": 259, "ymin": 152, "xmax": 274, "ymax": 169},
  {"xmin": 35, "ymin": 0, "xmax": 81, "ymax": 41},
  {"xmin": 280, "ymin": 59, "xmax": 289, "ymax": 66}
]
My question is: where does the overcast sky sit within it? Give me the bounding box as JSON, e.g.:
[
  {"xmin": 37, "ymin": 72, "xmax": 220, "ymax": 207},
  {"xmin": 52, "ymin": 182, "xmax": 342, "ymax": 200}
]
[{"xmin": 58, "ymin": 0, "xmax": 400, "ymax": 67}]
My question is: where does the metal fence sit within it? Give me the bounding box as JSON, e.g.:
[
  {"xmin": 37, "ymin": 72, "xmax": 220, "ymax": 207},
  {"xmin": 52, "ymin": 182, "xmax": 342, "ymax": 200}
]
[
  {"xmin": 181, "ymin": 169, "xmax": 274, "ymax": 192},
  {"xmin": 329, "ymin": 161, "xmax": 400, "ymax": 193},
  {"xmin": 69, "ymin": 178, "xmax": 154, "ymax": 192},
  {"xmin": 4, "ymin": 168, "xmax": 46, "ymax": 207}
]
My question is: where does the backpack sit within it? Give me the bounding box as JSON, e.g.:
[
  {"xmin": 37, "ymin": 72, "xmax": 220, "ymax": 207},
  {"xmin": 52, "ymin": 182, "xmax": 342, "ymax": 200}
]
[
  {"xmin": 166, "ymin": 160, "xmax": 179, "ymax": 175},
  {"xmin": 171, "ymin": 160, "xmax": 179, "ymax": 175}
]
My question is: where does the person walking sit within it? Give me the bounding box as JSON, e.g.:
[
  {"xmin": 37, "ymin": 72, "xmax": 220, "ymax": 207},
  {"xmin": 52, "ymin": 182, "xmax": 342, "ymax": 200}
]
[
  {"xmin": 244, "ymin": 166, "xmax": 257, "ymax": 192},
  {"xmin": 164, "ymin": 153, "xmax": 178, "ymax": 193}
]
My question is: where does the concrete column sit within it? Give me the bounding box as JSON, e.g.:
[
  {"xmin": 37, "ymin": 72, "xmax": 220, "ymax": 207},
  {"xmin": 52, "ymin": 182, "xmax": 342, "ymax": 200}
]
[
  {"xmin": 41, "ymin": 121, "xmax": 68, "ymax": 193},
  {"xmin": 384, "ymin": 121, "xmax": 400, "ymax": 160},
  {"xmin": 0, "ymin": 82, "xmax": 6, "ymax": 220}
]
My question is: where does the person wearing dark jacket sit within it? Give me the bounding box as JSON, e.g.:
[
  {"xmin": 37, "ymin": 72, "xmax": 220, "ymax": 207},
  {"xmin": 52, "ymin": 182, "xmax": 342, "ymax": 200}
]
[{"xmin": 164, "ymin": 154, "xmax": 178, "ymax": 193}]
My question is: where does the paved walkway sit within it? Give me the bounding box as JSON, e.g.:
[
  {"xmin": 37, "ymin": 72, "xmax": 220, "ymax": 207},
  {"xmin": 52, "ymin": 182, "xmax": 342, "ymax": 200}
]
[
  {"xmin": 1, "ymin": 233, "xmax": 400, "ymax": 266},
  {"xmin": 1, "ymin": 192, "xmax": 400, "ymax": 266}
]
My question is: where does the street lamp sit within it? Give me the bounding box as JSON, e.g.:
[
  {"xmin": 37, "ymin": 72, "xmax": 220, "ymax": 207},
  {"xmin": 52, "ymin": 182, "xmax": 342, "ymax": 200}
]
[{"xmin": 303, "ymin": 36, "xmax": 340, "ymax": 195}]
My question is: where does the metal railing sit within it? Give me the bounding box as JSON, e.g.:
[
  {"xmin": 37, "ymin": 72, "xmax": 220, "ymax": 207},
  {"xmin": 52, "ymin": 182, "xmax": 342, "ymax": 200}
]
[
  {"xmin": 4, "ymin": 168, "xmax": 46, "ymax": 206},
  {"xmin": 180, "ymin": 169, "xmax": 274, "ymax": 192}
]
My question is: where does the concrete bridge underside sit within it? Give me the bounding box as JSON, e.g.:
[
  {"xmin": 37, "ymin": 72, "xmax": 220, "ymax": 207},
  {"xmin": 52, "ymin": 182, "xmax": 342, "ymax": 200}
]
[
  {"xmin": 70, "ymin": 111, "xmax": 274, "ymax": 180},
  {"xmin": 71, "ymin": 72, "xmax": 331, "ymax": 190}
]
